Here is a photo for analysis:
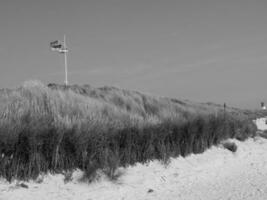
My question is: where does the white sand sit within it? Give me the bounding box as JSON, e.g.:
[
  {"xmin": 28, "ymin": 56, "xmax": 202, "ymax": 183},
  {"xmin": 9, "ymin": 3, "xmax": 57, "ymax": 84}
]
[
  {"xmin": 254, "ymin": 117, "xmax": 267, "ymax": 130},
  {"xmin": 1, "ymin": 118, "xmax": 267, "ymax": 200}
]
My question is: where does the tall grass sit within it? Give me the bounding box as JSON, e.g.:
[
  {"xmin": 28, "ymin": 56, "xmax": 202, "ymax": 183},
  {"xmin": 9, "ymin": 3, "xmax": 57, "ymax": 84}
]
[{"xmin": 0, "ymin": 81, "xmax": 256, "ymax": 181}]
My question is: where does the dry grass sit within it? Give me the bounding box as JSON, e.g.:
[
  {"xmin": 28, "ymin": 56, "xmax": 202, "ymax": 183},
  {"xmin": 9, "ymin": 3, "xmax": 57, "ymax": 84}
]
[{"xmin": 0, "ymin": 81, "xmax": 257, "ymax": 181}]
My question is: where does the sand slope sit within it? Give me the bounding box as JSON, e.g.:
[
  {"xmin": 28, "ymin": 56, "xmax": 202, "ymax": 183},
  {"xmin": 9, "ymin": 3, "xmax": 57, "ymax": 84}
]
[{"xmin": 1, "ymin": 118, "xmax": 267, "ymax": 200}]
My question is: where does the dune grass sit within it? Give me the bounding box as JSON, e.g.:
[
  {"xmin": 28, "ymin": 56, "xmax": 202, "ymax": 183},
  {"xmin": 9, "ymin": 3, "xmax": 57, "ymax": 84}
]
[{"xmin": 0, "ymin": 81, "xmax": 256, "ymax": 181}]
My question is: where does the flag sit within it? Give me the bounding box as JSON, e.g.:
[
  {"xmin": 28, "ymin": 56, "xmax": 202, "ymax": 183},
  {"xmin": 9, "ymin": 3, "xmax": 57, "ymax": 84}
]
[{"xmin": 50, "ymin": 40, "xmax": 68, "ymax": 53}]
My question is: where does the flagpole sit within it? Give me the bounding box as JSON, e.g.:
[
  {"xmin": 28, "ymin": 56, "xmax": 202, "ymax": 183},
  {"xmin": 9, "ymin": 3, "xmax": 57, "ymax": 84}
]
[{"xmin": 63, "ymin": 35, "xmax": 68, "ymax": 86}]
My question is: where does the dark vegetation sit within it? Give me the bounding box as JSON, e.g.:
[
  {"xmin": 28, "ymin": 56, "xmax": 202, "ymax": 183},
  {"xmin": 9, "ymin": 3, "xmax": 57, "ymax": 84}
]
[
  {"xmin": 0, "ymin": 81, "xmax": 257, "ymax": 182},
  {"xmin": 259, "ymin": 130, "xmax": 267, "ymax": 139},
  {"xmin": 222, "ymin": 141, "xmax": 238, "ymax": 153}
]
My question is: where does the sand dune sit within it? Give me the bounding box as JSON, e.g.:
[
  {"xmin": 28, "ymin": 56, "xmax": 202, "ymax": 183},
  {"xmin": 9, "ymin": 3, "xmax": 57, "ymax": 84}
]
[{"xmin": 0, "ymin": 118, "xmax": 267, "ymax": 200}]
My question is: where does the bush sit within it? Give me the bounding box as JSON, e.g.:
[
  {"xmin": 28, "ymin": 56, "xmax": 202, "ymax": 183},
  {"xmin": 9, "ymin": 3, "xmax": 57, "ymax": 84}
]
[{"xmin": 222, "ymin": 141, "xmax": 237, "ymax": 153}]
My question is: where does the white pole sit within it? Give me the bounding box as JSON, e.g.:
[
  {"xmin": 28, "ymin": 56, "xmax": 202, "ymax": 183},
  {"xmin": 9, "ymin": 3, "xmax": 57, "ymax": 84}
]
[{"xmin": 64, "ymin": 35, "xmax": 68, "ymax": 86}]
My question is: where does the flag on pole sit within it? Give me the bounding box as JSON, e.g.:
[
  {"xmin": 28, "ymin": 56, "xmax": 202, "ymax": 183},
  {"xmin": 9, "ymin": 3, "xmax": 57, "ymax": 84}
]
[
  {"xmin": 50, "ymin": 35, "xmax": 69, "ymax": 86},
  {"xmin": 50, "ymin": 40, "xmax": 68, "ymax": 53}
]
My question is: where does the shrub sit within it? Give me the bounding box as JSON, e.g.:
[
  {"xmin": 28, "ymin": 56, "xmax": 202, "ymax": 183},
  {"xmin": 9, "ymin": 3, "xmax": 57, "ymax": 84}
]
[{"xmin": 222, "ymin": 141, "xmax": 237, "ymax": 153}]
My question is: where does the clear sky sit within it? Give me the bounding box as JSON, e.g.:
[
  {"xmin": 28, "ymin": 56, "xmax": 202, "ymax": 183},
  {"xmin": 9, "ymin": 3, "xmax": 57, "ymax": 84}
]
[{"xmin": 1, "ymin": 0, "xmax": 267, "ymax": 109}]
